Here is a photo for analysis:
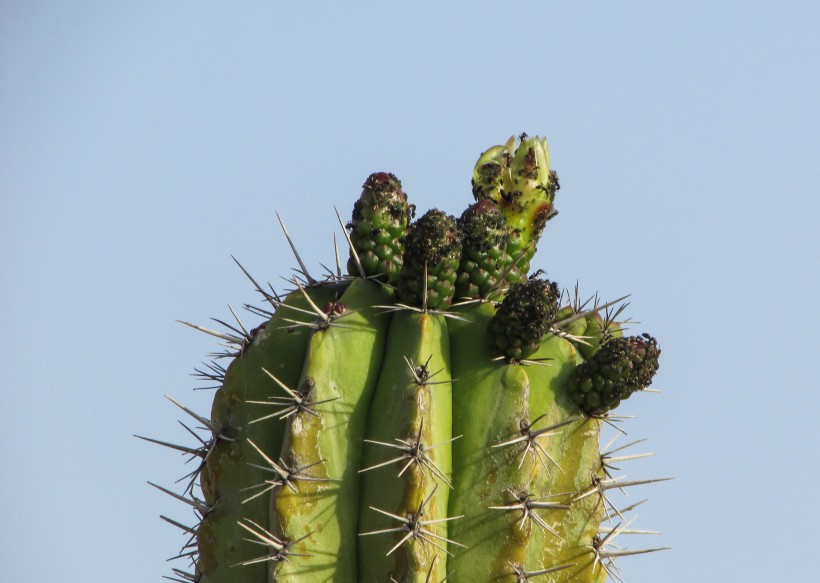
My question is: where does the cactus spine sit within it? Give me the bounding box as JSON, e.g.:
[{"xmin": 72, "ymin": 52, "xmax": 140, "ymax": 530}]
[{"xmin": 146, "ymin": 134, "xmax": 667, "ymax": 583}]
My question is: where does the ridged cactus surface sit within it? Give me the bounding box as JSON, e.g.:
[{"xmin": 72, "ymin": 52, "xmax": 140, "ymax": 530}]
[{"xmin": 144, "ymin": 134, "xmax": 667, "ymax": 583}]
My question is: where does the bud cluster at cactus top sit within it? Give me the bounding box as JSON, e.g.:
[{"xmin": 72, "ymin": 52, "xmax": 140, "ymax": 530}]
[{"xmin": 144, "ymin": 133, "xmax": 668, "ymax": 583}]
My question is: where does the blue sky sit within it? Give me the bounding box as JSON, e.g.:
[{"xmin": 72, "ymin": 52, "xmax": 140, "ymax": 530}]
[{"xmin": 2, "ymin": 2, "xmax": 818, "ymax": 581}]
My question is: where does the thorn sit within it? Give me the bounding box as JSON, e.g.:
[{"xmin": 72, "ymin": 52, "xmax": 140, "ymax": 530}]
[
  {"xmin": 177, "ymin": 320, "xmax": 244, "ymax": 345},
  {"xmin": 276, "ymin": 212, "xmax": 316, "ymax": 285},
  {"xmin": 231, "ymin": 255, "xmax": 277, "ymax": 309},
  {"xmin": 493, "ymin": 415, "xmax": 581, "ymax": 473},
  {"xmin": 160, "ymin": 515, "xmax": 197, "ymax": 535},
  {"xmin": 510, "ymin": 561, "xmax": 575, "ymax": 582},
  {"xmin": 335, "ymin": 206, "xmax": 365, "ymax": 278},
  {"xmin": 553, "ymin": 294, "xmax": 631, "ymax": 330},
  {"xmin": 333, "ymin": 233, "xmax": 342, "ymax": 279},
  {"xmin": 246, "ymin": 439, "xmax": 331, "ymax": 492},
  {"xmin": 164, "ymin": 395, "xmax": 220, "ymax": 435},
  {"xmin": 360, "ymin": 420, "xmax": 460, "ymax": 488},
  {"xmin": 248, "ymin": 373, "xmax": 337, "ymax": 423},
  {"xmin": 147, "ymin": 481, "xmax": 211, "ymax": 515},
  {"xmin": 490, "ymin": 490, "xmax": 569, "ymax": 539},
  {"xmin": 359, "ymin": 486, "xmax": 465, "ymax": 556},
  {"xmin": 234, "ymin": 519, "xmax": 313, "ymax": 567},
  {"xmin": 134, "ymin": 434, "xmax": 205, "ymax": 458}
]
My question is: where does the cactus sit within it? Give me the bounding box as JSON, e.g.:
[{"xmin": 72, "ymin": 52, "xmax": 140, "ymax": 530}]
[{"xmin": 143, "ymin": 133, "xmax": 668, "ymax": 583}]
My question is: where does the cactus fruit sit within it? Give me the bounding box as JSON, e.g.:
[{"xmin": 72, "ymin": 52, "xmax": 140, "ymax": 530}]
[{"xmin": 144, "ymin": 133, "xmax": 668, "ymax": 582}]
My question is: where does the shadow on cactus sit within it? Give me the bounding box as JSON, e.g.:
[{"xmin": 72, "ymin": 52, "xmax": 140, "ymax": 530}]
[{"xmin": 140, "ymin": 134, "xmax": 669, "ymax": 583}]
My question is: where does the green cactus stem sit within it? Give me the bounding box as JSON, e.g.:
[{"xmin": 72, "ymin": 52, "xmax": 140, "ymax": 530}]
[
  {"xmin": 193, "ymin": 281, "xmax": 343, "ymax": 583},
  {"xmin": 269, "ymin": 278, "xmax": 392, "ymax": 580},
  {"xmin": 358, "ymin": 310, "xmax": 453, "ymax": 582}
]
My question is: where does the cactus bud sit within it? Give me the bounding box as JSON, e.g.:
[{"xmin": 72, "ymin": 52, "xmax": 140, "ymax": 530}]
[
  {"xmin": 397, "ymin": 208, "xmax": 462, "ymax": 310},
  {"xmin": 487, "ymin": 275, "xmax": 560, "ymax": 360},
  {"xmin": 347, "ymin": 172, "xmax": 414, "ymax": 282},
  {"xmin": 471, "ymin": 134, "xmax": 559, "ymax": 281},
  {"xmin": 455, "ymin": 200, "xmax": 512, "ymax": 300},
  {"xmin": 568, "ymin": 333, "xmax": 661, "ymax": 414}
]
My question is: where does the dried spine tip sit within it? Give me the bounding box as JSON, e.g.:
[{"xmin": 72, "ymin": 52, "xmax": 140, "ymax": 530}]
[
  {"xmin": 397, "ymin": 209, "xmax": 463, "ymax": 310},
  {"xmin": 347, "ymin": 172, "xmax": 415, "ymax": 282},
  {"xmin": 487, "ymin": 276, "xmax": 561, "ymax": 360},
  {"xmin": 569, "ymin": 334, "xmax": 661, "ymax": 414},
  {"xmin": 455, "ymin": 200, "xmax": 512, "ymax": 300}
]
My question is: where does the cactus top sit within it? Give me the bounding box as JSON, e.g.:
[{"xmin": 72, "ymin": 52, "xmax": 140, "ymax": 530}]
[
  {"xmin": 487, "ymin": 276, "xmax": 561, "ymax": 360},
  {"xmin": 347, "ymin": 172, "xmax": 415, "ymax": 283}
]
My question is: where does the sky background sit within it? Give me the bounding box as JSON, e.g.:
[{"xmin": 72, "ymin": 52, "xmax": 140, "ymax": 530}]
[{"xmin": 2, "ymin": 1, "xmax": 818, "ymax": 581}]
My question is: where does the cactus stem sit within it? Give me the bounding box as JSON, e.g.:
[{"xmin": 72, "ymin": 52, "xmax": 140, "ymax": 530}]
[
  {"xmin": 275, "ymin": 211, "xmax": 316, "ymax": 285},
  {"xmin": 390, "ymin": 555, "xmax": 443, "ymax": 583},
  {"xmin": 361, "ymin": 487, "xmax": 465, "ymax": 556}
]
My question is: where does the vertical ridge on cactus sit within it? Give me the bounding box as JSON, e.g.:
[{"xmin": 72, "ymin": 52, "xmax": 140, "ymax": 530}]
[{"xmin": 145, "ymin": 133, "xmax": 667, "ymax": 582}]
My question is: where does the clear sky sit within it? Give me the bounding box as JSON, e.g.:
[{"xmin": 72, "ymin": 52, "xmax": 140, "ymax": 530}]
[{"xmin": 2, "ymin": 2, "xmax": 818, "ymax": 582}]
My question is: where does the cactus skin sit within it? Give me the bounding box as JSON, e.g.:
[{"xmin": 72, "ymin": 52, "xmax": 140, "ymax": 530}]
[{"xmin": 149, "ymin": 134, "xmax": 665, "ymax": 583}]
